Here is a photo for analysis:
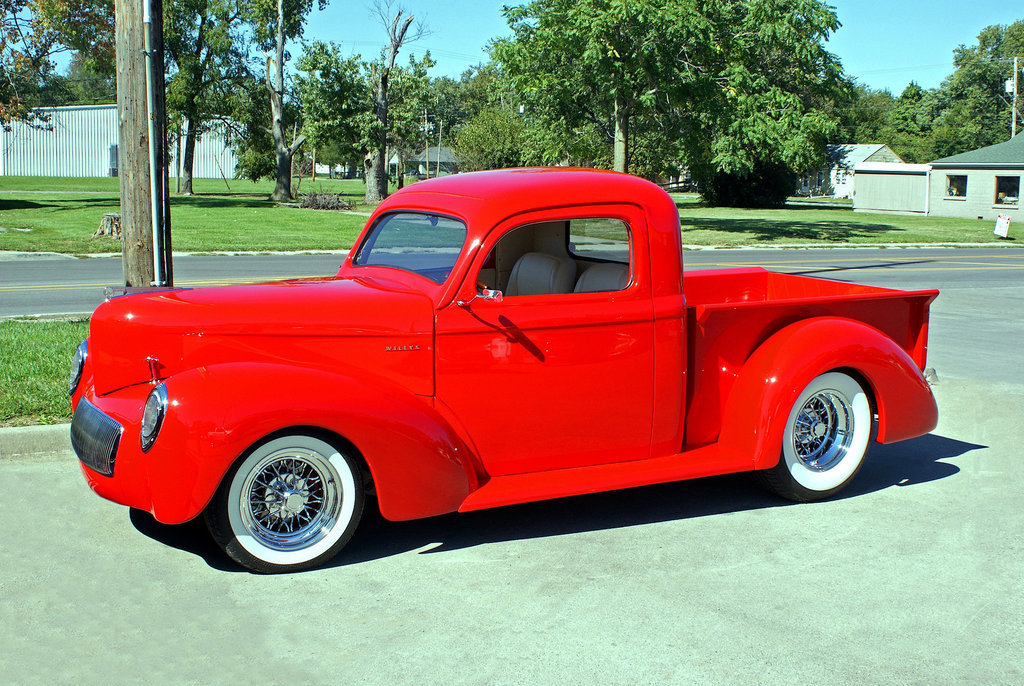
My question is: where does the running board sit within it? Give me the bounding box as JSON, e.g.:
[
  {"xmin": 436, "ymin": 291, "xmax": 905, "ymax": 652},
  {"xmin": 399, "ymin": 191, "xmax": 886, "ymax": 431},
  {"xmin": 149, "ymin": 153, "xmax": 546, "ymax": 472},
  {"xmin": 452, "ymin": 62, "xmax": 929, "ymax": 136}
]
[{"xmin": 458, "ymin": 443, "xmax": 750, "ymax": 512}]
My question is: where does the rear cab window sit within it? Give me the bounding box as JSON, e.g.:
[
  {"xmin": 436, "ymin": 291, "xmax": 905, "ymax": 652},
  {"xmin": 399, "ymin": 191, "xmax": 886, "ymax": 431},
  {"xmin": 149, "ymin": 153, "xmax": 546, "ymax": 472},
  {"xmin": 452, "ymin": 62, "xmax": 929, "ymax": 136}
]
[{"xmin": 568, "ymin": 218, "xmax": 631, "ymax": 265}]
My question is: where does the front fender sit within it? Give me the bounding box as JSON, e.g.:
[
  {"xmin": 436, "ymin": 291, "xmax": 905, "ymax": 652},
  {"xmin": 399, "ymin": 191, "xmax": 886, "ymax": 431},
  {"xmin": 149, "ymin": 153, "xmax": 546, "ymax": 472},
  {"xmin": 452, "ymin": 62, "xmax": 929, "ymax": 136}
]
[
  {"xmin": 718, "ymin": 317, "xmax": 938, "ymax": 470},
  {"xmin": 148, "ymin": 362, "xmax": 478, "ymax": 524}
]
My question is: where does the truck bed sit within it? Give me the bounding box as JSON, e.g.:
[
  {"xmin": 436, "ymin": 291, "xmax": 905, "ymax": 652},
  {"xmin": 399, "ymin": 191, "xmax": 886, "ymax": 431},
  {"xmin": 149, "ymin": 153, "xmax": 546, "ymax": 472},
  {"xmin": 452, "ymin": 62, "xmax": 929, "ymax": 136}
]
[{"xmin": 681, "ymin": 267, "xmax": 938, "ymax": 447}]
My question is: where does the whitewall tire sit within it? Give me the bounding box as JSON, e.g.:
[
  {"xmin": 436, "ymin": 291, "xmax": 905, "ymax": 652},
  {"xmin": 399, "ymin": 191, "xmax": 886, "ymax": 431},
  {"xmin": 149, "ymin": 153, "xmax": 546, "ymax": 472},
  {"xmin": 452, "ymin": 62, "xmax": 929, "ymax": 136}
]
[
  {"xmin": 205, "ymin": 434, "xmax": 364, "ymax": 573},
  {"xmin": 759, "ymin": 372, "xmax": 872, "ymax": 502}
]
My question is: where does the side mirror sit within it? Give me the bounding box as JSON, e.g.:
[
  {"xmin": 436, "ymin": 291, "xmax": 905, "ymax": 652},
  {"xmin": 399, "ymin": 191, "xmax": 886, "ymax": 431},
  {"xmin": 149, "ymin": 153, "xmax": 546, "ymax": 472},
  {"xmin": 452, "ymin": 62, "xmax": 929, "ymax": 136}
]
[{"xmin": 457, "ymin": 288, "xmax": 504, "ymax": 308}]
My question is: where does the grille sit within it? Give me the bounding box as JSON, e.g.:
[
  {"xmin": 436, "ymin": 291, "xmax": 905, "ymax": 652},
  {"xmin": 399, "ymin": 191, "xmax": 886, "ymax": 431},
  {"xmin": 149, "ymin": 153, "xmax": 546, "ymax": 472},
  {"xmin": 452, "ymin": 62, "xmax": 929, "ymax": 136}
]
[{"xmin": 71, "ymin": 398, "xmax": 123, "ymax": 476}]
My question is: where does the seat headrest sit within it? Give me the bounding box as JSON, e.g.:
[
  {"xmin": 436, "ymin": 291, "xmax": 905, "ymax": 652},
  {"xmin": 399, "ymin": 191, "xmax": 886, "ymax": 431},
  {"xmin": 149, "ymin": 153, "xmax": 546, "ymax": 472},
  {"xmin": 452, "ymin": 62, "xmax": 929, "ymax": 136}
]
[
  {"xmin": 507, "ymin": 252, "xmax": 577, "ymax": 296},
  {"xmin": 574, "ymin": 263, "xmax": 629, "ymax": 293}
]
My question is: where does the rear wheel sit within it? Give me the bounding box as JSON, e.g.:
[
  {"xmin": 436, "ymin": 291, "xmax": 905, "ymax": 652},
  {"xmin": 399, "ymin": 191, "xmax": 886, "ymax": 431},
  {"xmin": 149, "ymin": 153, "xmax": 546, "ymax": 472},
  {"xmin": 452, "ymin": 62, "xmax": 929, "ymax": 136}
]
[
  {"xmin": 205, "ymin": 434, "xmax": 364, "ymax": 573},
  {"xmin": 759, "ymin": 372, "xmax": 871, "ymax": 502}
]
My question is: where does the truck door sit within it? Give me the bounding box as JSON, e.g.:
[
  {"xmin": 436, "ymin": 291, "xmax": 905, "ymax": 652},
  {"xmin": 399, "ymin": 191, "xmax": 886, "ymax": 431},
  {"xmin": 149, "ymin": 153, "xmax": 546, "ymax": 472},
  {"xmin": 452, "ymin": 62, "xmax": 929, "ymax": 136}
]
[{"xmin": 435, "ymin": 207, "xmax": 655, "ymax": 476}]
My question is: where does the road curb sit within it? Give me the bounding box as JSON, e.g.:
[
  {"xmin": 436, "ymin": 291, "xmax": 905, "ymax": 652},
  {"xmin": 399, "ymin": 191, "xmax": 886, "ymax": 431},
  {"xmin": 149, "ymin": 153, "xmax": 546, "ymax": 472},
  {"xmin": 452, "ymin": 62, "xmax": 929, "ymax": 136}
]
[{"xmin": 0, "ymin": 423, "xmax": 72, "ymax": 459}]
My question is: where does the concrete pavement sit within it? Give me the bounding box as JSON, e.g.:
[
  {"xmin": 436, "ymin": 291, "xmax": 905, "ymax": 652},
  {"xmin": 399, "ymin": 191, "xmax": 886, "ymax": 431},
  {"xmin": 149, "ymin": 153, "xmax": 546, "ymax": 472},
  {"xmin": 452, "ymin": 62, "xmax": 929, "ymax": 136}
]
[
  {"xmin": 1, "ymin": 385, "xmax": 1021, "ymax": 684},
  {"xmin": 2, "ymin": 247, "xmax": 1023, "ymax": 684}
]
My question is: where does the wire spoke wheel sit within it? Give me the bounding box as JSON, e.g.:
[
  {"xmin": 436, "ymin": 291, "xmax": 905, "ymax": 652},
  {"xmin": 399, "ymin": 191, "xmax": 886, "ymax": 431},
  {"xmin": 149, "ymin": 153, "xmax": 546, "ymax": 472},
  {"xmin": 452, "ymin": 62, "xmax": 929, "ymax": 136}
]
[
  {"xmin": 205, "ymin": 434, "xmax": 364, "ymax": 573},
  {"xmin": 240, "ymin": 449, "xmax": 341, "ymax": 552},
  {"xmin": 792, "ymin": 390, "xmax": 854, "ymax": 472}
]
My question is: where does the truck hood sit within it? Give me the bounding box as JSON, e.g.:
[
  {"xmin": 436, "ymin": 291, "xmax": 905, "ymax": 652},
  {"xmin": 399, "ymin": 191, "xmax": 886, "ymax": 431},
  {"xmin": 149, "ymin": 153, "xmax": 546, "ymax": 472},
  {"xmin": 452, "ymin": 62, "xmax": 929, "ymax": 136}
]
[{"xmin": 88, "ymin": 275, "xmax": 436, "ymax": 396}]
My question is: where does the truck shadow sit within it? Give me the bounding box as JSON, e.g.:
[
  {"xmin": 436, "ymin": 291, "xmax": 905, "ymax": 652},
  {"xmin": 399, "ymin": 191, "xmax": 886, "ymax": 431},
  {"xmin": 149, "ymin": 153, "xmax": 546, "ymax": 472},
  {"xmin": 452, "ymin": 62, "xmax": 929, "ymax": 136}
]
[{"xmin": 129, "ymin": 432, "xmax": 982, "ymax": 573}]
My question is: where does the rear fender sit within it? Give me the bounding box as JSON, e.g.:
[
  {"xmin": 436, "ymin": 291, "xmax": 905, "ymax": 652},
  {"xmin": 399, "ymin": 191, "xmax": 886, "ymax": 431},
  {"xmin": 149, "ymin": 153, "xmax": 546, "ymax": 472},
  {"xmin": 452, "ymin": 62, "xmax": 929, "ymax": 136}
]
[
  {"xmin": 718, "ymin": 317, "xmax": 938, "ymax": 470},
  {"xmin": 148, "ymin": 362, "xmax": 478, "ymax": 523}
]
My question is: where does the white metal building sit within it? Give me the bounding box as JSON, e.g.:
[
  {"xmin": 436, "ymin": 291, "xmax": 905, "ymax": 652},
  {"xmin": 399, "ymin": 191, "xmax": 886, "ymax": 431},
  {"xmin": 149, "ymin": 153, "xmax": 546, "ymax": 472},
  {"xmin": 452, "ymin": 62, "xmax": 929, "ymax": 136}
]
[
  {"xmin": 852, "ymin": 162, "xmax": 930, "ymax": 215},
  {"xmin": 0, "ymin": 104, "xmax": 237, "ymax": 179}
]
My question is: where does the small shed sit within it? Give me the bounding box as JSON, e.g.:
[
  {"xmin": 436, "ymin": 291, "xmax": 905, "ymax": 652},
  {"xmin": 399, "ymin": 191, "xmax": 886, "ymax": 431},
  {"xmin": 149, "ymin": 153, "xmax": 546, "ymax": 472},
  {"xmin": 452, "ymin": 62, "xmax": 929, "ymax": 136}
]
[
  {"xmin": 928, "ymin": 135, "xmax": 1024, "ymax": 222},
  {"xmin": 799, "ymin": 144, "xmax": 904, "ymax": 198},
  {"xmin": 852, "ymin": 162, "xmax": 930, "ymax": 215}
]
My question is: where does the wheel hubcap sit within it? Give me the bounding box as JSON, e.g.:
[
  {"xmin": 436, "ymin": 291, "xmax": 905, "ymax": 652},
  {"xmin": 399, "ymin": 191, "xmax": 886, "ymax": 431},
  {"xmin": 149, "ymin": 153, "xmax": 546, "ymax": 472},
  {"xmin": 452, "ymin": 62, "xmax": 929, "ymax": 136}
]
[
  {"xmin": 793, "ymin": 390, "xmax": 854, "ymax": 472},
  {"xmin": 239, "ymin": 448, "xmax": 343, "ymax": 552}
]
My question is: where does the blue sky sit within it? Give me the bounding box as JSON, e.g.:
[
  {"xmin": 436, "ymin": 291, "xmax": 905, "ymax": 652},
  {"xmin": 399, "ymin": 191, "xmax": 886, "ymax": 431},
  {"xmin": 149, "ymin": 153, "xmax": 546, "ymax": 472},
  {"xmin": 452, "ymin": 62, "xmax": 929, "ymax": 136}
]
[{"xmin": 304, "ymin": 1, "xmax": 1024, "ymax": 94}]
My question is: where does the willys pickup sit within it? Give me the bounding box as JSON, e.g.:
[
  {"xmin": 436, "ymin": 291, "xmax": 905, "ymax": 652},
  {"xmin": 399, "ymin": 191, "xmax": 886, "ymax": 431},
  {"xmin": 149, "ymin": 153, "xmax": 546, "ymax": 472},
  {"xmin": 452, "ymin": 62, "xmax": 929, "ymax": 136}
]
[{"xmin": 70, "ymin": 168, "xmax": 939, "ymax": 573}]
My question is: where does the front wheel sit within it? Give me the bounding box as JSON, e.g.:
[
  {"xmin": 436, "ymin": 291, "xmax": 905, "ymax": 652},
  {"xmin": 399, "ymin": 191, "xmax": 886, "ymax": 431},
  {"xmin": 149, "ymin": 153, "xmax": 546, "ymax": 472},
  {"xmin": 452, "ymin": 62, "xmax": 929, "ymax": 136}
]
[
  {"xmin": 205, "ymin": 434, "xmax": 364, "ymax": 573},
  {"xmin": 758, "ymin": 372, "xmax": 872, "ymax": 502}
]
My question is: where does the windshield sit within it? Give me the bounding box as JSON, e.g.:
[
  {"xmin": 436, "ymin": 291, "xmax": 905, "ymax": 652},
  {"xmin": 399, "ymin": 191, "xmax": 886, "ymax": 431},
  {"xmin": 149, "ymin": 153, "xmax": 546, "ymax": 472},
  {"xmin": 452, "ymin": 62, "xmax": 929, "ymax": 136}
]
[{"xmin": 353, "ymin": 212, "xmax": 467, "ymax": 284}]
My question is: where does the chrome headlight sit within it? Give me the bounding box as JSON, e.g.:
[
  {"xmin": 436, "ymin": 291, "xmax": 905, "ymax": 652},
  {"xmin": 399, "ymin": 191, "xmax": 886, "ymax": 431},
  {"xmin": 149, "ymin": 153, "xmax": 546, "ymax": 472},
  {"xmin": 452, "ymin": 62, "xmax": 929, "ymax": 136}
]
[
  {"xmin": 140, "ymin": 383, "xmax": 169, "ymax": 452},
  {"xmin": 69, "ymin": 340, "xmax": 88, "ymax": 396}
]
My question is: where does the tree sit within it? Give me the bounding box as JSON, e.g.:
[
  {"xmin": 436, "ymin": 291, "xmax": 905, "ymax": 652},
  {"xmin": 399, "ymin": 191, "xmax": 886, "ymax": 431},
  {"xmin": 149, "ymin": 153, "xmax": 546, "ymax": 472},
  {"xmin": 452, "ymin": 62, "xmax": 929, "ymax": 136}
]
[
  {"xmin": 2, "ymin": 0, "xmax": 113, "ymax": 126},
  {"xmin": 294, "ymin": 40, "xmax": 365, "ymax": 175},
  {"xmin": 932, "ymin": 20, "xmax": 1024, "ymax": 158},
  {"xmin": 494, "ymin": 0, "xmax": 848, "ymax": 196},
  {"xmin": 387, "ymin": 54, "xmax": 433, "ymax": 186},
  {"xmin": 65, "ymin": 51, "xmax": 115, "ymax": 103},
  {"xmin": 687, "ymin": 0, "xmax": 849, "ymax": 204},
  {"xmin": 836, "ymin": 84, "xmax": 895, "ymax": 144},
  {"xmin": 453, "ymin": 106, "xmax": 526, "ymax": 172},
  {"xmin": 245, "ymin": 0, "xmax": 325, "ymax": 201},
  {"xmin": 495, "ymin": 0, "xmax": 717, "ymax": 174},
  {"xmin": 164, "ymin": 0, "xmax": 247, "ymax": 194},
  {"xmin": 363, "ymin": 2, "xmax": 422, "ymax": 204}
]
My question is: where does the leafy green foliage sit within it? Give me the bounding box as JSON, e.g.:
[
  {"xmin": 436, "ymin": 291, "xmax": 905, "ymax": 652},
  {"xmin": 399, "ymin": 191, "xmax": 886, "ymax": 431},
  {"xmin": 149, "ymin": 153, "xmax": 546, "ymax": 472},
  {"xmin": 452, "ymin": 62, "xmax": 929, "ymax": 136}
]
[
  {"xmin": 694, "ymin": 160, "xmax": 796, "ymax": 208},
  {"xmin": 493, "ymin": 0, "xmax": 848, "ymax": 206},
  {"xmin": 295, "ymin": 41, "xmax": 366, "ymax": 160},
  {"xmin": 839, "ymin": 20, "xmax": 1024, "ymax": 162},
  {"xmin": 453, "ymin": 107, "xmax": 526, "ymax": 172}
]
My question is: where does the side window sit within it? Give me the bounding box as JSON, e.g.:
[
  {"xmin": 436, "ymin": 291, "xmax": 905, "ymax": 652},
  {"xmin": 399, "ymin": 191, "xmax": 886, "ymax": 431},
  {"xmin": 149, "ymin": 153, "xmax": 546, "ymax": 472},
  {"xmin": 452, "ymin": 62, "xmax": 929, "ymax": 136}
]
[
  {"xmin": 995, "ymin": 176, "xmax": 1020, "ymax": 206},
  {"xmin": 476, "ymin": 218, "xmax": 633, "ymax": 298},
  {"xmin": 946, "ymin": 174, "xmax": 967, "ymax": 198}
]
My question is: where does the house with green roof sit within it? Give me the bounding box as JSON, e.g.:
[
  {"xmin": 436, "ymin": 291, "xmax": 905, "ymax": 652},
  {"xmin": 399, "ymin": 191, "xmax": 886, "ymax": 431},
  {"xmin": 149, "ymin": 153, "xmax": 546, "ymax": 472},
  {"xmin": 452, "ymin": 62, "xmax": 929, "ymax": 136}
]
[{"xmin": 929, "ymin": 134, "xmax": 1024, "ymax": 221}]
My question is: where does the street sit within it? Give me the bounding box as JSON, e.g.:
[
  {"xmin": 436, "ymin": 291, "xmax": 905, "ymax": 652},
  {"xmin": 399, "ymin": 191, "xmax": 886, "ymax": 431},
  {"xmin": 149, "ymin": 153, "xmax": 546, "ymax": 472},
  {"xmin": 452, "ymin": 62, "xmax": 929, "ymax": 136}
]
[
  {"xmin": 2, "ymin": 246, "xmax": 1023, "ymax": 319},
  {"xmin": 1, "ymin": 245, "xmax": 1022, "ymax": 683}
]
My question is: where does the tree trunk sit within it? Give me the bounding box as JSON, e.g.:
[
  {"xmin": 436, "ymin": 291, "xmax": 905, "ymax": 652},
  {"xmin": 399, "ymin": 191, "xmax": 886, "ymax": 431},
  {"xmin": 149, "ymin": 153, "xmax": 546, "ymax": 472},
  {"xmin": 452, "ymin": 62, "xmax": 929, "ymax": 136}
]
[
  {"xmin": 613, "ymin": 93, "xmax": 629, "ymax": 174},
  {"xmin": 365, "ymin": 80, "xmax": 389, "ymax": 203},
  {"xmin": 181, "ymin": 117, "xmax": 196, "ymax": 195},
  {"xmin": 363, "ymin": 149, "xmax": 385, "ymax": 204},
  {"xmin": 396, "ymin": 149, "xmax": 405, "ymax": 189},
  {"xmin": 363, "ymin": 11, "xmax": 415, "ymax": 204},
  {"xmin": 115, "ymin": 0, "xmax": 154, "ymax": 286},
  {"xmin": 267, "ymin": 0, "xmax": 303, "ymax": 202}
]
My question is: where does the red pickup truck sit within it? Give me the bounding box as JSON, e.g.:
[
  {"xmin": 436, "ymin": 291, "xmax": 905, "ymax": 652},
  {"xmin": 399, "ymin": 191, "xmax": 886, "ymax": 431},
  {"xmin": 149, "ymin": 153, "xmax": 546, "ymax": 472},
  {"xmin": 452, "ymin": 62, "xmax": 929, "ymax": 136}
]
[{"xmin": 70, "ymin": 168, "xmax": 939, "ymax": 573}]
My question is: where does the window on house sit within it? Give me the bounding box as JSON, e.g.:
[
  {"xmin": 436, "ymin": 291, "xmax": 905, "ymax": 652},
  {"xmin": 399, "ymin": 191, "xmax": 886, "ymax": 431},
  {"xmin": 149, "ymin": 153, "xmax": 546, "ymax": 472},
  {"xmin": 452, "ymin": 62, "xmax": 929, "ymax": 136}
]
[
  {"xmin": 946, "ymin": 175, "xmax": 967, "ymax": 198},
  {"xmin": 995, "ymin": 176, "xmax": 1020, "ymax": 206}
]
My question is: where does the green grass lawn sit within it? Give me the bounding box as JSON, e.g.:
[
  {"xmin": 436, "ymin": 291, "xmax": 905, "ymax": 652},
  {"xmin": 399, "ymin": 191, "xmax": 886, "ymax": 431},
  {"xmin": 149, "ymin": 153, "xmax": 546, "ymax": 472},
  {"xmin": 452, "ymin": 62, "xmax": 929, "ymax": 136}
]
[
  {"xmin": 1, "ymin": 177, "xmax": 1017, "ymax": 255},
  {"xmin": 0, "ymin": 176, "xmax": 376, "ymax": 254},
  {"xmin": 1, "ymin": 319, "xmax": 89, "ymax": 425}
]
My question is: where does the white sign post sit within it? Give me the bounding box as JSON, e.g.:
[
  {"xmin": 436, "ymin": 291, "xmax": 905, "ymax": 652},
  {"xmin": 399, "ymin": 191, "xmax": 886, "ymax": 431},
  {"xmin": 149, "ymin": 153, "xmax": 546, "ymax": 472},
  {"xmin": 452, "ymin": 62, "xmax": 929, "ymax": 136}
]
[{"xmin": 995, "ymin": 214, "xmax": 1011, "ymax": 239}]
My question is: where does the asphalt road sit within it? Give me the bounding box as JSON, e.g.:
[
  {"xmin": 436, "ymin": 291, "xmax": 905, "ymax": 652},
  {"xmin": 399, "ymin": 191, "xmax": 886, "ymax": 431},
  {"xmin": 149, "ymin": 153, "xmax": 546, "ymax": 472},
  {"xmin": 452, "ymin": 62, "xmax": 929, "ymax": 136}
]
[
  {"xmin": 2, "ymin": 246, "xmax": 1023, "ymax": 683},
  {"xmin": 2, "ymin": 246, "xmax": 1023, "ymax": 318}
]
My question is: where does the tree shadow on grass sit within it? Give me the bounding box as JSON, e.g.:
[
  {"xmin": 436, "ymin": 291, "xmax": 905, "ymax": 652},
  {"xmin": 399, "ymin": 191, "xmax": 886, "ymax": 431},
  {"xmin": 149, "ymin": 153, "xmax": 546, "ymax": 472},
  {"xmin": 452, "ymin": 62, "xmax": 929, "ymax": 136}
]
[
  {"xmin": 682, "ymin": 216, "xmax": 904, "ymax": 242},
  {"xmin": 170, "ymin": 195, "xmax": 270, "ymax": 210},
  {"xmin": 128, "ymin": 433, "xmax": 982, "ymax": 573},
  {"xmin": 0, "ymin": 198, "xmax": 49, "ymax": 210},
  {"xmin": 2, "ymin": 197, "xmax": 118, "ymax": 211}
]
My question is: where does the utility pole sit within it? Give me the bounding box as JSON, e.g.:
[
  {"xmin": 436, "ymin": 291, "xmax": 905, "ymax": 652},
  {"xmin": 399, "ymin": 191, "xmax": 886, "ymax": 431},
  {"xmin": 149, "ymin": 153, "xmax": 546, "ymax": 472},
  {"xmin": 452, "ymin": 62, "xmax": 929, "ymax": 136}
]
[
  {"xmin": 436, "ymin": 116, "xmax": 442, "ymax": 178},
  {"xmin": 115, "ymin": 0, "xmax": 171, "ymax": 287},
  {"xmin": 423, "ymin": 108, "xmax": 430, "ymax": 180},
  {"xmin": 1013, "ymin": 56, "xmax": 1019, "ymax": 139}
]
